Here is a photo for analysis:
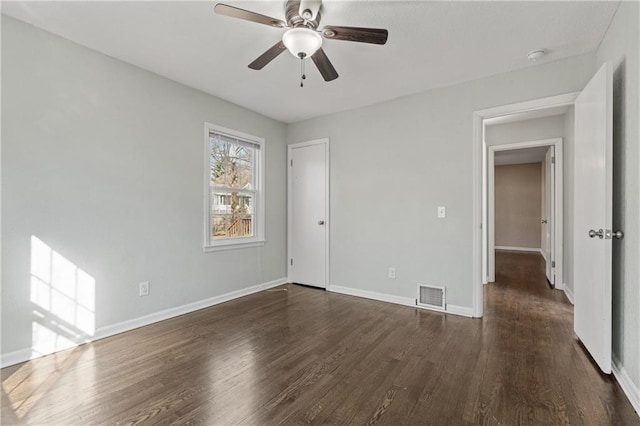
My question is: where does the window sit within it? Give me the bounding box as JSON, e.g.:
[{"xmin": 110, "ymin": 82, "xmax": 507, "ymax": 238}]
[{"xmin": 204, "ymin": 123, "xmax": 264, "ymax": 251}]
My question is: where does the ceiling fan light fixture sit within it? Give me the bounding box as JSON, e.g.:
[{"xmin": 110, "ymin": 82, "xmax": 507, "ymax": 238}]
[{"xmin": 282, "ymin": 28, "xmax": 322, "ymax": 58}]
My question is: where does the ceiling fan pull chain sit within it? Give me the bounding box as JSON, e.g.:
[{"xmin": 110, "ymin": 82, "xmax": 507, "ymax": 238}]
[{"xmin": 300, "ymin": 56, "xmax": 307, "ymax": 87}]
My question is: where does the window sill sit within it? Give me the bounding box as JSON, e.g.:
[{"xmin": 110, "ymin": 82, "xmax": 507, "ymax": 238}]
[{"xmin": 203, "ymin": 240, "xmax": 265, "ymax": 253}]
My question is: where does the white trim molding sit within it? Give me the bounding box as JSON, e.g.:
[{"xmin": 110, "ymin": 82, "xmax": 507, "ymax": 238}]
[
  {"xmin": 0, "ymin": 348, "xmax": 34, "ymax": 369},
  {"xmin": 563, "ymin": 283, "xmax": 575, "ymax": 305},
  {"xmin": 445, "ymin": 305, "xmax": 475, "ymax": 317},
  {"xmin": 203, "ymin": 241, "xmax": 265, "ymax": 252},
  {"xmin": 329, "ymin": 285, "xmax": 473, "ymax": 318},
  {"xmin": 612, "ymin": 356, "xmax": 640, "ymax": 415},
  {"xmin": 0, "ymin": 277, "xmax": 288, "ymax": 368},
  {"xmin": 495, "ymin": 246, "xmax": 543, "ymax": 254},
  {"xmin": 330, "ymin": 285, "xmax": 415, "ymax": 307}
]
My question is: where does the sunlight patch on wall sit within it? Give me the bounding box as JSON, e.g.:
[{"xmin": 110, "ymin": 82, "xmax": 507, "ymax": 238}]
[{"xmin": 29, "ymin": 236, "xmax": 95, "ymax": 356}]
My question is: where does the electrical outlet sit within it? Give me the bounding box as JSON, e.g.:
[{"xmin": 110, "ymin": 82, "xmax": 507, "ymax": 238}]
[
  {"xmin": 139, "ymin": 281, "xmax": 150, "ymax": 296},
  {"xmin": 437, "ymin": 206, "xmax": 446, "ymax": 218},
  {"xmin": 388, "ymin": 267, "xmax": 396, "ymax": 279}
]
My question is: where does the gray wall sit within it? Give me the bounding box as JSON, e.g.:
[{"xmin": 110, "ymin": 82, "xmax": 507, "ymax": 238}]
[
  {"xmin": 494, "ymin": 163, "xmax": 542, "ymax": 249},
  {"xmin": 597, "ymin": 1, "xmax": 640, "ymax": 387},
  {"xmin": 1, "ymin": 16, "xmax": 288, "ymax": 355},
  {"xmin": 485, "ymin": 114, "xmax": 565, "ymax": 146},
  {"xmin": 287, "ymin": 53, "xmax": 596, "ymax": 309}
]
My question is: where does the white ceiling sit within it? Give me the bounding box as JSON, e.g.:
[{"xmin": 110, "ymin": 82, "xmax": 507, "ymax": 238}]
[{"xmin": 1, "ymin": 1, "xmax": 619, "ymax": 123}]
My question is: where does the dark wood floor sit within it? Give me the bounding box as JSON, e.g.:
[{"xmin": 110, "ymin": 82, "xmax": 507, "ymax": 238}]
[{"xmin": 2, "ymin": 251, "xmax": 638, "ymax": 425}]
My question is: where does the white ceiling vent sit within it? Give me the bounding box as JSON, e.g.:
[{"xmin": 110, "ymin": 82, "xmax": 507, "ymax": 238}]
[{"xmin": 416, "ymin": 284, "xmax": 446, "ymax": 311}]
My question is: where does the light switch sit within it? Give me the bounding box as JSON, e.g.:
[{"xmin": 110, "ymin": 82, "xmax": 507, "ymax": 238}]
[{"xmin": 437, "ymin": 206, "xmax": 446, "ymax": 218}]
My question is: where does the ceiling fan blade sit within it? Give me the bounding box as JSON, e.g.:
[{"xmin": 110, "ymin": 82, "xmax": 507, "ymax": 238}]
[
  {"xmin": 214, "ymin": 4, "xmax": 286, "ymax": 28},
  {"xmin": 321, "ymin": 26, "xmax": 388, "ymax": 45},
  {"xmin": 248, "ymin": 41, "xmax": 287, "ymax": 70},
  {"xmin": 311, "ymin": 48, "xmax": 339, "ymax": 82}
]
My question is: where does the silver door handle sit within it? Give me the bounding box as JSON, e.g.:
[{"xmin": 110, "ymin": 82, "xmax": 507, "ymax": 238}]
[
  {"xmin": 318, "ymin": 220, "xmax": 325, "ymax": 225},
  {"xmin": 613, "ymin": 230, "xmax": 624, "ymax": 239},
  {"xmin": 588, "ymin": 229, "xmax": 604, "ymax": 239},
  {"xmin": 541, "ymin": 219, "xmax": 548, "ymax": 224}
]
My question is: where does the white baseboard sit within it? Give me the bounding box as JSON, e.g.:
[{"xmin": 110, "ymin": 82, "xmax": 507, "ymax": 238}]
[
  {"xmin": 329, "ymin": 285, "xmax": 414, "ymax": 307},
  {"xmin": 1, "ymin": 277, "xmax": 288, "ymax": 369},
  {"xmin": 563, "ymin": 283, "xmax": 575, "ymax": 305},
  {"xmin": 94, "ymin": 277, "xmax": 286, "ymax": 340},
  {"xmin": 446, "ymin": 304, "xmax": 474, "ymax": 317},
  {"xmin": 0, "ymin": 348, "xmax": 34, "ymax": 369},
  {"xmin": 495, "ymin": 246, "xmax": 543, "ymax": 254},
  {"xmin": 328, "ymin": 285, "xmax": 473, "ymax": 318},
  {"xmin": 613, "ymin": 355, "xmax": 640, "ymax": 415}
]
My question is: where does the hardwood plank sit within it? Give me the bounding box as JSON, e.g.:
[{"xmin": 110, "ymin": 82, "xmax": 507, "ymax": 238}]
[{"xmin": 1, "ymin": 251, "xmax": 638, "ymax": 425}]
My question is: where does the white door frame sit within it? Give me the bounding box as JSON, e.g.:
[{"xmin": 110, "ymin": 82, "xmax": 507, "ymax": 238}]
[
  {"xmin": 472, "ymin": 92, "xmax": 579, "ymax": 318},
  {"xmin": 543, "ymin": 145, "xmax": 555, "ymax": 282},
  {"xmin": 487, "ymin": 138, "xmax": 564, "ymax": 289},
  {"xmin": 287, "ymin": 138, "xmax": 330, "ymax": 287}
]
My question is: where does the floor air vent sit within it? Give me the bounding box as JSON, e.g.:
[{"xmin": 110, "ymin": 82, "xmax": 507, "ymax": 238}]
[{"xmin": 417, "ymin": 284, "xmax": 446, "ymax": 311}]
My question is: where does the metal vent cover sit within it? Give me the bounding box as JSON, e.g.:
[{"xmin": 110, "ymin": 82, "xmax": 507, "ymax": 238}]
[{"xmin": 416, "ymin": 284, "xmax": 446, "ymax": 310}]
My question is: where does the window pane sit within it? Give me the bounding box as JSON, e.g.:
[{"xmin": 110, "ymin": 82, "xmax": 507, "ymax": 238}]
[
  {"xmin": 210, "ymin": 137, "xmax": 254, "ymax": 190},
  {"xmin": 207, "ymin": 128, "xmax": 261, "ymax": 246},
  {"xmin": 211, "ymin": 214, "xmax": 254, "ymax": 240},
  {"xmin": 211, "ymin": 191, "xmax": 254, "ymax": 240},
  {"xmin": 211, "ymin": 190, "xmax": 254, "ymax": 214}
]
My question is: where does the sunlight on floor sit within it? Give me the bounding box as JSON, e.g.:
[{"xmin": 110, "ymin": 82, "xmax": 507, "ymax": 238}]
[{"xmin": 1, "ymin": 347, "xmax": 88, "ymax": 420}]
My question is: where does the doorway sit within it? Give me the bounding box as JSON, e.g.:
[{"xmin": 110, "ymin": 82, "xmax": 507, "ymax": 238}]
[
  {"xmin": 486, "ymin": 138, "xmax": 563, "ymax": 288},
  {"xmin": 473, "ymin": 62, "xmax": 614, "ymax": 375},
  {"xmin": 287, "ymin": 139, "xmax": 330, "ymax": 289},
  {"xmin": 472, "ymin": 92, "xmax": 578, "ymax": 318}
]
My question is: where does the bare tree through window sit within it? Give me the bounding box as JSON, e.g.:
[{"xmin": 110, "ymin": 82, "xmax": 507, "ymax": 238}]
[{"xmin": 210, "ymin": 135, "xmax": 256, "ymax": 239}]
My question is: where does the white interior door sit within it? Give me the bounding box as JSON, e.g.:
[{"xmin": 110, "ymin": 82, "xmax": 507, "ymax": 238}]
[
  {"xmin": 544, "ymin": 146, "xmax": 555, "ymax": 284},
  {"xmin": 573, "ymin": 62, "xmax": 613, "ymax": 374},
  {"xmin": 289, "ymin": 140, "xmax": 328, "ymax": 288}
]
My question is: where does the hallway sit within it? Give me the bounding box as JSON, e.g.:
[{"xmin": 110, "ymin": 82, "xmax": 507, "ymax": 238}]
[{"xmin": 485, "ymin": 250, "xmax": 636, "ymax": 424}]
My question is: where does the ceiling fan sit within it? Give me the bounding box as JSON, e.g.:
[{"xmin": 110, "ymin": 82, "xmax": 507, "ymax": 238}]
[{"xmin": 214, "ymin": 0, "xmax": 388, "ymax": 85}]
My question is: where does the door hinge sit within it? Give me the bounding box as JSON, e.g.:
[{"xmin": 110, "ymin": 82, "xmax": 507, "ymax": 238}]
[
  {"xmin": 290, "ymin": 159, "xmax": 293, "ymax": 167},
  {"xmin": 552, "ymin": 261, "xmax": 556, "ymax": 268},
  {"xmin": 552, "ymin": 156, "xmax": 555, "ymax": 164},
  {"xmin": 290, "ymin": 258, "xmax": 293, "ymax": 266}
]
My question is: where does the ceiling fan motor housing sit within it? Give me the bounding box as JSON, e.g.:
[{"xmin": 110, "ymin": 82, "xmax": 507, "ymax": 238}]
[{"xmin": 286, "ymin": 0, "xmax": 321, "ymax": 29}]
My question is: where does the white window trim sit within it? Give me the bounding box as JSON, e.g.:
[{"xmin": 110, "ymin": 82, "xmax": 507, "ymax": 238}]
[{"xmin": 203, "ymin": 122, "xmax": 265, "ymax": 252}]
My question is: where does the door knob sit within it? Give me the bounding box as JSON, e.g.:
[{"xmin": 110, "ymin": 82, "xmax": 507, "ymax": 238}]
[
  {"xmin": 318, "ymin": 220, "xmax": 325, "ymax": 225},
  {"xmin": 588, "ymin": 229, "xmax": 604, "ymax": 239},
  {"xmin": 613, "ymin": 230, "xmax": 624, "ymax": 239}
]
